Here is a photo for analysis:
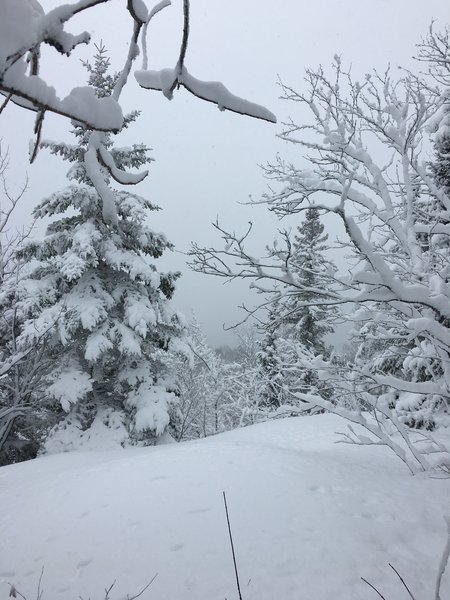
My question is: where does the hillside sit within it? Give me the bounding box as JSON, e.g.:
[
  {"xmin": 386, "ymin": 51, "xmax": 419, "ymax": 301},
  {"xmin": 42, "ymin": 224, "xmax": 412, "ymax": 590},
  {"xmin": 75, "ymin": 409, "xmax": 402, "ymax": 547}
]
[{"xmin": 0, "ymin": 414, "xmax": 449, "ymax": 600}]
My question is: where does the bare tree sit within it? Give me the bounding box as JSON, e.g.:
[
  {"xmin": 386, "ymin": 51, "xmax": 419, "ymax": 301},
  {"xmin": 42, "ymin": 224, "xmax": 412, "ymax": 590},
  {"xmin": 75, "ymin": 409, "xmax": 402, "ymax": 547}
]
[
  {"xmin": 0, "ymin": 144, "xmax": 30, "ymax": 282},
  {"xmin": 0, "ymin": 146, "xmax": 53, "ymax": 464},
  {"xmin": 189, "ymin": 28, "xmax": 450, "ymax": 473}
]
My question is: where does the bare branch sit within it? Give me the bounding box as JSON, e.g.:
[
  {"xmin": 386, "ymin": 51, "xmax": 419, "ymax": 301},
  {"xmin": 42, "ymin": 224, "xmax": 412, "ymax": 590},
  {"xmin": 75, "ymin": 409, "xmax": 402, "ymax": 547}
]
[
  {"xmin": 360, "ymin": 577, "xmax": 387, "ymax": 599},
  {"xmin": 388, "ymin": 564, "xmax": 417, "ymax": 600}
]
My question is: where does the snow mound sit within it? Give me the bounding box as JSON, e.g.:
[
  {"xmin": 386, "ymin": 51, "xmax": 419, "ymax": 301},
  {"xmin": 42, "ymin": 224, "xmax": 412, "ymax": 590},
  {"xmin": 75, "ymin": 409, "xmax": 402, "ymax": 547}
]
[{"xmin": 0, "ymin": 414, "xmax": 449, "ymax": 600}]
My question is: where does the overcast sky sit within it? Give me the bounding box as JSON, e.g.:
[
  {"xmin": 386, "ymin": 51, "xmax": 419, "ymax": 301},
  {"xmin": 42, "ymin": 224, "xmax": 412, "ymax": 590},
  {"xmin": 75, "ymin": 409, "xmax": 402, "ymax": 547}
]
[{"xmin": 1, "ymin": 0, "xmax": 449, "ymax": 347}]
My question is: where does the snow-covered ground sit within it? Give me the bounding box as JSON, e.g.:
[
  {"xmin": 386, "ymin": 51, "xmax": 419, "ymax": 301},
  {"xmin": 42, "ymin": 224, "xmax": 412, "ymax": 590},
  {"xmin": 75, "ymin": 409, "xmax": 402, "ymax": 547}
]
[{"xmin": 0, "ymin": 414, "xmax": 449, "ymax": 600}]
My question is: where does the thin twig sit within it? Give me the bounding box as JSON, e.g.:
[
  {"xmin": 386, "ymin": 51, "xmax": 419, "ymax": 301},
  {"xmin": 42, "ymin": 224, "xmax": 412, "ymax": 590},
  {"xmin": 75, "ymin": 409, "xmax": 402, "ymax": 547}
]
[
  {"xmin": 36, "ymin": 567, "xmax": 44, "ymax": 600},
  {"xmin": 388, "ymin": 563, "xmax": 416, "ymax": 600},
  {"xmin": 169, "ymin": 0, "xmax": 190, "ymax": 95},
  {"xmin": 8, "ymin": 584, "xmax": 25, "ymax": 599},
  {"xmin": 30, "ymin": 109, "xmax": 45, "ymax": 163},
  {"xmin": 223, "ymin": 491, "xmax": 243, "ymax": 600},
  {"xmin": 0, "ymin": 93, "xmax": 12, "ymax": 115},
  {"xmin": 126, "ymin": 573, "xmax": 158, "ymax": 600},
  {"xmin": 360, "ymin": 576, "xmax": 387, "ymax": 599},
  {"xmin": 103, "ymin": 580, "xmax": 116, "ymax": 600}
]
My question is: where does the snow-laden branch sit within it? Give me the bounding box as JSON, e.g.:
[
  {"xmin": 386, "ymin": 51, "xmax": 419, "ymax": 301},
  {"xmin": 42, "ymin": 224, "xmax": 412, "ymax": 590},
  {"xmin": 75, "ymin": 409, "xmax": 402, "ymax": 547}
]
[
  {"xmin": 272, "ymin": 345, "xmax": 450, "ymax": 474},
  {"xmin": 98, "ymin": 146, "xmax": 148, "ymax": 185},
  {"xmin": 135, "ymin": 66, "xmax": 277, "ymax": 123},
  {"xmin": 0, "ymin": 0, "xmax": 124, "ymax": 131},
  {"xmin": 84, "ymin": 132, "xmax": 119, "ymax": 225},
  {"xmin": 1, "ymin": 0, "xmax": 276, "ymax": 135},
  {"xmin": 135, "ymin": 0, "xmax": 276, "ymax": 123},
  {"xmin": 1, "ymin": 0, "xmax": 277, "ymax": 224}
]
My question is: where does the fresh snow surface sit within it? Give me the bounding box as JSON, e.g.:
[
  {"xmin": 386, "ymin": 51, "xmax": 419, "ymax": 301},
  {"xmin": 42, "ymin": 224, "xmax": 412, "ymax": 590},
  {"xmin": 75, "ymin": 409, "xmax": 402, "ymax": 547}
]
[{"xmin": 0, "ymin": 414, "xmax": 449, "ymax": 600}]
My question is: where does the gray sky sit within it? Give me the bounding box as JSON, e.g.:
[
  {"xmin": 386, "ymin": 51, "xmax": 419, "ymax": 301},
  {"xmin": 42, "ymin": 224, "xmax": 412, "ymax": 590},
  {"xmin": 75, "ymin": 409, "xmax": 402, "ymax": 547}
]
[{"xmin": 1, "ymin": 0, "xmax": 449, "ymax": 346}]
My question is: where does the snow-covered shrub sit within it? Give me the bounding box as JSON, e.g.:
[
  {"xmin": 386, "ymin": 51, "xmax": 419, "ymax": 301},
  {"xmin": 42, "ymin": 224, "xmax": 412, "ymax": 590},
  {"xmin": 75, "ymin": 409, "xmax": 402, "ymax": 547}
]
[
  {"xmin": 0, "ymin": 148, "xmax": 54, "ymax": 465},
  {"xmin": 168, "ymin": 316, "xmax": 230, "ymax": 440}
]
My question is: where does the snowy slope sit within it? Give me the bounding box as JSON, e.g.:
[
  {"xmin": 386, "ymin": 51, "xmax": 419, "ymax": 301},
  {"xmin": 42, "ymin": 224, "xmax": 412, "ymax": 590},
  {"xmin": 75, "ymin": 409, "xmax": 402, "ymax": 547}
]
[{"xmin": 0, "ymin": 414, "xmax": 449, "ymax": 600}]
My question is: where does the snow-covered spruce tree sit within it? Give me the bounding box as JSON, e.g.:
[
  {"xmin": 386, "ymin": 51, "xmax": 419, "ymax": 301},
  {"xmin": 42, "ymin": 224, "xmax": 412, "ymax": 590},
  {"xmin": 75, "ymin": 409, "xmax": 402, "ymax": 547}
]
[
  {"xmin": 258, "ymin": 209, "xmax": 338, "ymax": 407},
  {"xmin": 279, "ymin": 208, "xmax": 337, "ymax": 354},
  {"xmin": 258, "ymin": 302, "xmax": 286, "ymax": 408},
  {"xmin": 18, "ymin": 47, "xmax": 184, "ymax": 451},
  {"xmin": 1, "ymin": 0, "xmax": 277, "ymax": 453}
]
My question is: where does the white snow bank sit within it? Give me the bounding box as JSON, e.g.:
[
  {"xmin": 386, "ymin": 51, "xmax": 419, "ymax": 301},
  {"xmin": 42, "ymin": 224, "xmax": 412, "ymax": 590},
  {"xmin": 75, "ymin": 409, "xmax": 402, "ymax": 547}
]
[{"xmin": 0, "ymin": 414, "xmax": 449, "ymax": 600}]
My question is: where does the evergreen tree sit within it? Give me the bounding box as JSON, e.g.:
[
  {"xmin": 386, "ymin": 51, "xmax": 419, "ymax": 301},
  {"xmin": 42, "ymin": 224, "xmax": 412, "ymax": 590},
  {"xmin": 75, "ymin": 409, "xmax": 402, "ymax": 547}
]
[
  {"xmin": 18, "ymin": 46, "xmax": 183, "ymax": 451},
  {"xmin": 258, "ymin": 301, "xmax": 286, "ymax": 408},
  {"xmin": 281, "ymin": 208, "xmax": 337, "ymax": 353},
  {"xmin": 259, "ymin": 209, "xmax": 338, "ymax": 405}
]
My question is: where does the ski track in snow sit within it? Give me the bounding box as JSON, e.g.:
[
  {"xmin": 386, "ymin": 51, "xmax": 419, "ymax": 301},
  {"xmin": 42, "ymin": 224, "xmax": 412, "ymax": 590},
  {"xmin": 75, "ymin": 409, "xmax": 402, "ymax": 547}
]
[{"xmin": 0, "ymin": 414, "xmax": 449, "ymax": 600}]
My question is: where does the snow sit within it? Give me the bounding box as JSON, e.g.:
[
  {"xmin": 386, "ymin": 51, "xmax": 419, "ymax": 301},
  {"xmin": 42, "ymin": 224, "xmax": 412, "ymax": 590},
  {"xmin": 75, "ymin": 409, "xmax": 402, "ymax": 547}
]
[
  {"xmin": 60, "ymin": 88, "xmax": 122, "ymax": 132},
  {"xmin": 2, "ymin": 0, "xmax": 275, "ymax": 133},
  {"xmin": 130, "ymin": 0, "xmax": 148, "ymax": 23},
  {"xmin": 84, "ymin": 328, "xmax": 113, "ymax": 362},
  {"xmin": 65, "ymin": 278, "xmax": 113, "ymax": 331},
  {"xmin": 126, "ymin": 384, "xmax": 174, "ymax": 434},
  {"xmin": 44, "ymin": 409, "xmax": 129, "ymax": 454},
  {"xmin": 148, "ymin": 0, "xmax": 171, "ymax": 22},
  {"xmin": 98, "ymin": 146, "xmax": 148, "ymax": 186},
  {"xmin": 181, "ymin": 68, "xmax": 277, "ymax": 123},
  {"xmin": 2, "ymin": 62, "xmax": 123, "ymax": 134},
  {"xmin": 134, "ymin": 66, "xmax": 277, "ymax": 123},
  {"xmin": 134, "ymin": 67, "xmax": 177, "ymax": 99},
  {"xmin": 47, "ymin": 367, "xmax": 93, "ymax": 412},
  {"xmin": 116, "ymin": 322, "xmax": 142, "ymax": 356},
  {"xmin": 124, "ymin": 293, "xmax": 157, "ymax": 336},
  {"xmin": 84, "ymin": 137, "xmax": 119, "ymax": 226},
  {"xmin": 0, "ymin": 414, "xmax": 449, "ymax": 600}
]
